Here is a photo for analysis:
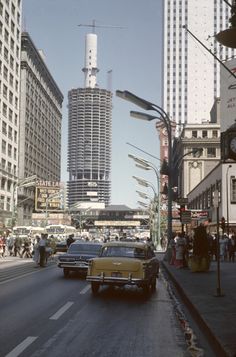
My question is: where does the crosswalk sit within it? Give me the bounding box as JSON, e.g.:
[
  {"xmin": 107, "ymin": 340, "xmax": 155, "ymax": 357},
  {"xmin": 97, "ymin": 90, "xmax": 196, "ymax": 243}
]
[{"xmin": 0, "ymin": 258, "xmax": 55, "ymax": 284}]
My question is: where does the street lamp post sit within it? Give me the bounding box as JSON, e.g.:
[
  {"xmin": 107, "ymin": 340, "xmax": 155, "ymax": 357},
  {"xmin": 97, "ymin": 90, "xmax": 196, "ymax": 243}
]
[
  {"xmin": 133, "ymin": 175, "xmax": 159, "ymax": 247},
  {"xmin": 117, "ymin": 90, "xmax": 173, "ymax": 243},
  {"xmin": 226, "ymin": 164, "xmax": 232, "ymax": 236},
  {"xmin": 129, "ymin": 154, "xmax": 161, "ymax": 249}
]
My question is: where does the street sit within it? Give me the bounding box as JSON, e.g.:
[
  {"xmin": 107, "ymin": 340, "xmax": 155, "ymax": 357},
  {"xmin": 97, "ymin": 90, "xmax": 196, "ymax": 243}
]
[{"xmin": 0, "ymin": 258, "xmax": 190, "ymax": 357}]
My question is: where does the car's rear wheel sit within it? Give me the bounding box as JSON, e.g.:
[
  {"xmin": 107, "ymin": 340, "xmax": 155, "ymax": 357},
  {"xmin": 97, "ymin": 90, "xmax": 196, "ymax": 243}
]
[
  {"xmin": 63, "ymin": 268, "xmax": 70, "ymax": 278},
  {"xmin": 91, "ymin": 282, "xmax": 100, "ymax": 295}
]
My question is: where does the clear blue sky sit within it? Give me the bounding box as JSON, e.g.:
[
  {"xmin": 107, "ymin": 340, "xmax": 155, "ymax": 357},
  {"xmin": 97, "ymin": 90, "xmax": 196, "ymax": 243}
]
[{"xmin": 23, "ymin": 0, "xmax": 163, "ymax": 208}]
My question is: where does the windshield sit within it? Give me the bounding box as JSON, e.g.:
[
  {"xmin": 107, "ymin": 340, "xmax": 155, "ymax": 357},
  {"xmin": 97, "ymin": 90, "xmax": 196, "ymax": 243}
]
[
  {"xmin": 68, "ymin": 244, "xmax": 102, "ymax": 254},
  {"xmin": 101, "ymin": 246, "xmax": 146, "ymax": 259}
]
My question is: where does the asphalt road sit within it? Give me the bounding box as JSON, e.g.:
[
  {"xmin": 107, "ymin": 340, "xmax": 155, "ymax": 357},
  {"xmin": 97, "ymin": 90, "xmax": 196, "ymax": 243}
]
[{"xmin": 0, "ymin": 261, "xmax": 190, "ymax": 357}]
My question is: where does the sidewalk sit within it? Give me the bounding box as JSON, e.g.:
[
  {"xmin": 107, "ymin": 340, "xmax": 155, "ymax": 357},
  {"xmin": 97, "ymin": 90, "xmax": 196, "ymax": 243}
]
[{"xmin": 161, "ymin": 254, "xmax": 236, "ymax": 357}]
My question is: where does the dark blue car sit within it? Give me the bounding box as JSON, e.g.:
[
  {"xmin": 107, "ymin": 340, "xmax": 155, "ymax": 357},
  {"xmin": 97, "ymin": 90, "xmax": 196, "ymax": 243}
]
[{"xmin": 57, "ymin": 241, "xmax": 103, "ymax": 277}]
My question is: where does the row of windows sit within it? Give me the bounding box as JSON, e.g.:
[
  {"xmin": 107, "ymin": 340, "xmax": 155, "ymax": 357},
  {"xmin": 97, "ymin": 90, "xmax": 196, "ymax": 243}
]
[
  {"xmin": 1, "ymin": 120, "xmax": 17, "ymax": 141},
  {"xmin": 1, "ymin": 157, "xmax": 16, "ymax": 174},
  {"xmin": 0, "ymin": 41, "xmax": 19, "ymax": 73},
  {"xmin": 189, "ymin": 178, "xmax": 236, "ymax": 210},
  {"xmin": 0, "ymin": 1, "xmax": 20, "ymax": 26},
  {"xmin": 191, "ymin": 130, "xmax": 218, "ymax": 139}
]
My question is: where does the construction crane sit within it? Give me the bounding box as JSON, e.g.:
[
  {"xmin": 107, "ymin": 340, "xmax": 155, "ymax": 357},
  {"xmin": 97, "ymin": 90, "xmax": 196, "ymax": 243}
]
[{"xmin": 78, "ymin": 19, "xmax": 126, "ymax": 33}]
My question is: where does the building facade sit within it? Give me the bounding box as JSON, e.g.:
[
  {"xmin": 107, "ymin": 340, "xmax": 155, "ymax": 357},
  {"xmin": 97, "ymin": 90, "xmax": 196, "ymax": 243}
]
[
  {"xmin": 178, "ymin": 121, "xmax": 221, "ymax": 199},
  {"xmin": 188, "ymin": 162, "xmax": 236, "ymax": 233},
  {"xmin": 67, "ymin": 33, "xmax": 112, "ymax": 207},
  {"xmin": 0, "ymin": 0, "xmax": 22, "ymax": 226},
  {"xmin": 17, "ymin": 32, "xmax": 63, "ymax": 225},
  {"xmin": 163, "ymin": 0, "xmax": 234, "ymax": 127}
]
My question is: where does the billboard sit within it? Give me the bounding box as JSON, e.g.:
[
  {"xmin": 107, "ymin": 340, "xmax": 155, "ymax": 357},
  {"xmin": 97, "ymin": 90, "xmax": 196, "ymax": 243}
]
[{"xmin": 35, "ymin": 181, "xmax": 63, "ymax": 212}]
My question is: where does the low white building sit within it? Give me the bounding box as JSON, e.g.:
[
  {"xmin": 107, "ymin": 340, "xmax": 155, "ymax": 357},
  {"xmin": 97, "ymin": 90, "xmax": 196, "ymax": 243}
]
[{"xmin": 187, "ymin": 162, "xmax": 236, "ymax": 233}]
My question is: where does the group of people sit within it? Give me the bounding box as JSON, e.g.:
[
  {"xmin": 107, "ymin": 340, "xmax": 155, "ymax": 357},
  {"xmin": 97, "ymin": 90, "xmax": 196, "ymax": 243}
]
[
  {"xmin": 169, "ymin": 228, "xmax": 236, "ymax": 269},
  {"xmin": 0, "ymin": 235, "xmax": 33, "ymax": 258},
  {"xmin": 0, "ymin": 233, "xmax": 53, "ymax": 267},
  {"xmin": 32, "ymin": 234, "xmax": 50, "ymax": 267}
]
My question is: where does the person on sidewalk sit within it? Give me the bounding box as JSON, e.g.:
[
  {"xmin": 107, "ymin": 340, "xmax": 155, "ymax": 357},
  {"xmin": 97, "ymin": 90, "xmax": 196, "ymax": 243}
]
[
  {"xmin": 174, "ymin": 232, "xmax": 187, "ymax": 268},
  {"xmin": 219, "ymin": 234, "xmax": 228, "ymax": 262},
  {"xmin": 33, "ymin": 235, "xmax": 40, "ymax": 266},
  {"xmin": 227, "ymin": 232, "xmax": 236, "ymax": 262},
  {"xmin": 13, "ymin": 237, "xmax": 22, "ymax": 257},
  {"xmin": 38, "ymin": 234, "xmax": 47, "ymax": 267},
  {"xmin": 21, "ymin": 237, "xmax": 32, "ymax": 258}
]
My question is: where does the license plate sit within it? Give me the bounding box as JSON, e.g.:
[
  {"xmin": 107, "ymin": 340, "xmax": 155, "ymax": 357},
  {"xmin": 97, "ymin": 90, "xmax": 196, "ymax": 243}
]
[{"xmin": 111, "ymin": 272, "xmax": 122, "ymax": 277}]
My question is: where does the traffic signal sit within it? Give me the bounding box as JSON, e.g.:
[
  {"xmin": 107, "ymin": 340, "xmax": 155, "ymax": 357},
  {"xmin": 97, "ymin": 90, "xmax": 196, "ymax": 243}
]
[
  {"xmin": 178, "ymin": 205, "xmax": 185, "ymax": 220},
  {"xmin": 221, "ymin": 217, "xmax": 226, "ymax": 232}
]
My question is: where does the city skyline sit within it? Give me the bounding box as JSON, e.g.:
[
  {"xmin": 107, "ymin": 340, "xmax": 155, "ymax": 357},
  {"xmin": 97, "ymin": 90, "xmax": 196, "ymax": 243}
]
[{"xmin": 23, "ymin": 0, "xmax": 162, "ymax": 209}]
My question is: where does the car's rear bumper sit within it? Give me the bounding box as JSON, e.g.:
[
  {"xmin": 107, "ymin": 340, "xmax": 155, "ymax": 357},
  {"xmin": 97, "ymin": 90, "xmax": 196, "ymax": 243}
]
[
  {"xmin": 86, "ymin": 274, "xmax": 148, "ymax": 286},
  {"xmin": 58, "ymin": 262, "xmax": 88, "ymax": 271}
]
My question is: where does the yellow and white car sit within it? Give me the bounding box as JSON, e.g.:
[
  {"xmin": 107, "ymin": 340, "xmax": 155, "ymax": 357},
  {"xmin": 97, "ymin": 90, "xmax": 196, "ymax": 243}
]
[{"xmin": 87, "ymin": 241, "xmax": 159, "ymax": 295}]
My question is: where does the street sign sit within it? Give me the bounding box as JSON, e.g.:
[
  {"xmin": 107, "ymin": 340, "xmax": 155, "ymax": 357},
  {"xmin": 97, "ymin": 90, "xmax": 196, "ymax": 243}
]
[
  {"xmin": 177, "ymin": 198, "xmax": 188, "ymax": 205},
  {"xmin": 191, "ymin": 210, "xmax": 209, "ymax": 220},
  {"xmin": 181, "ymin": 210, "xmax": 191, "ymax": 224}
]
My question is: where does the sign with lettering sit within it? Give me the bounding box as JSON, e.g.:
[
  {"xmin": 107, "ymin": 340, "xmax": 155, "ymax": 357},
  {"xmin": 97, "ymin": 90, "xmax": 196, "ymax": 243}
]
[{"xmin": 35, "ymin": 184, "xmax": 62, "ymax": 212}]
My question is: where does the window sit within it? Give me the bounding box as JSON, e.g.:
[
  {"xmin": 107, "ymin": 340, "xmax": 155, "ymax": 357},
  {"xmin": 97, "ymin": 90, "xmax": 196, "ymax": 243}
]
[
  {"xmin": 2, "ymin": 121, "xmax": 7, "ymax": 134},
  {"xmin": 212, "ymin": 130, "xmax": 218, "ymax": 138},
  {"xmin": 202, "ymin": 130, "xmax": 208, "ymax": 138},
  {"xmin": 8, "ymin": 143, "xmax": 12, "ymax": 157},
  {"xmin": 9, "ymin": 108, "xmax": 12, "ymax": 121},
  {"xmin": 1, "ymin": 158, "xmax": 6, "ymax": 169},
  {"xmin": 231, "ymin": 178, "xmax": 236, "ymax": 203},
  {"xmin": 1, "ymin": 178, "xmax": 6, "ymax": 190},
  {"xmin": 4, "ymin": 46, "xmax": 8, "ymax": 61},
  {"xmin": 4, "ymin": 29, "xmax": 9, "ymax": 43},
  {"xmin": 3, "ymin": 65, "xmax": 8, "ymax": 79},
  {"xmin": 9, "ymin": 90, "xmax": 13, "ymax": 104},
  {"xmin": 207, "ymin": 148, "xmax": 216, "ymax": 158},
  {"xmin": 2, "ymin": 102, "xmax": 7, "ymax": 116},
  {"xmin": 2, "ymin": 139, "xmax": 6, "ymax": 154},
  {"xmin": 5, "ymin": 11, "xmax": 9, "ymax": 25},
  {"xmin": 9, "ymin": 73, "xmax": 13, "ymax": 86},
  {"xmin": 3, "ymin": 84, "xmax": 7, "ymax": 98},
  {"xmin": 192, "ymin": 130, "xmax": 197, "ymax": 138}
]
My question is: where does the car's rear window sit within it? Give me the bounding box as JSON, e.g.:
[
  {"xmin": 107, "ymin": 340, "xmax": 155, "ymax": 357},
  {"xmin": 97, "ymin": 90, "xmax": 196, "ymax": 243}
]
[
  {"xmin": 68, "ymin": 244, "xmax": 102, "ymax": 254},
  {"xmin": 101, "ymin": 246, "xmax": 146, "ymax": 259}
]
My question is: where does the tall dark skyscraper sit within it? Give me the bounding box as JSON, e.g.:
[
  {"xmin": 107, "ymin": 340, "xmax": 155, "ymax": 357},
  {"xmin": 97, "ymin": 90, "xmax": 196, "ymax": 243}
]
[{"xmin": 67, "ymin": 33, "xmax": 112, "ymax": 207}]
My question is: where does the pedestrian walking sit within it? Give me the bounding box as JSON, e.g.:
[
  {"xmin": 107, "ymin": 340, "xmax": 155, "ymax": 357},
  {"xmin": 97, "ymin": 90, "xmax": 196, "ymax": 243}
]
[
  {"xmin": 38, "ymin": 234, "xmax": 47, "ymax": 267},
  {"xmin": 21, "ymin": 237, "xmax": 32, "ymax": 258},
  {"xmin": 227, "ymin": 233, "xmax": 236, "ymax": 262},
  {"xmin": 14, "ymin": 237, "xmax": 22, "ymax": 257},
  {"xmin": 219, "ymin": 234, "xmax": 228, "ymax": 262},
  {"xmin": 66, "ymin": 234, "xmax": 75, "ymax": 248},
  {"xmin": 7, "ymin": 235, "xmax": 14, "ymax": 256},
  {"xmin": 0, "ymin": 236, "xmax": 4, "ymax": 257},
  {"xmin": 33, "ymin": 236, "xmax": 40, "ymax": 266},
  {"xmin": 175, "ymin": 232, "xmax": 186, "ymax": 268}
]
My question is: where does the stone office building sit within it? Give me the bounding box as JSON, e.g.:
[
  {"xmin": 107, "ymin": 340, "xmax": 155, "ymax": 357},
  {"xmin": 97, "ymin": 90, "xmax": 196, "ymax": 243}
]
[{"xmin": 17, "ymin": 32, "xmax": 63, "ymax": 225}]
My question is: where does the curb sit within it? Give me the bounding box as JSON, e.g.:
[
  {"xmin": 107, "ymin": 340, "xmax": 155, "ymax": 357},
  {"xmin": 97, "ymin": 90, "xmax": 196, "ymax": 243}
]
[{"xmin": 161, "ymin": 262, "xmax": 229, "ymax": 357}]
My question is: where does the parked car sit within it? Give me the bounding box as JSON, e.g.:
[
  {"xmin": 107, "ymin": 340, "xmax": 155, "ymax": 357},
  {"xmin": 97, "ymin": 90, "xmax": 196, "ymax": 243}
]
[
  {"xmin": 57, "ymin": 241, "xmax": 103, "ymax": 277},
  {"xmin": 87, "ymin": 241, "xmax": 159, "ymax": 295}
]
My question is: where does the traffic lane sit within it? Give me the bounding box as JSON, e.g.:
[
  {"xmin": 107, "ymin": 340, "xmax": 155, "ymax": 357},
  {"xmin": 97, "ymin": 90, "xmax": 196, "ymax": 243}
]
[
  {"xmin": 0, "ymin": 266, "xmax": 90, "ymax": 356},
  {"xmin": 26, "ymin": 278, "xmax": 187, "ymax": 357}
]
